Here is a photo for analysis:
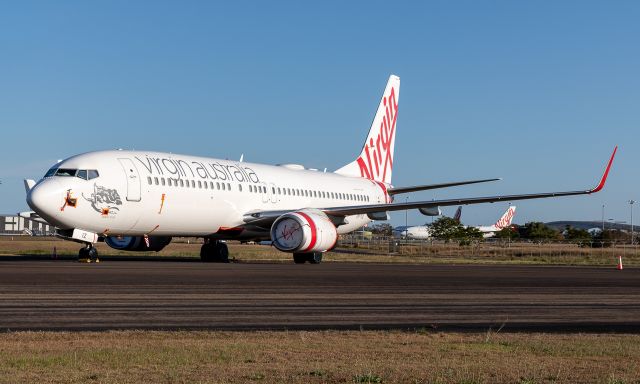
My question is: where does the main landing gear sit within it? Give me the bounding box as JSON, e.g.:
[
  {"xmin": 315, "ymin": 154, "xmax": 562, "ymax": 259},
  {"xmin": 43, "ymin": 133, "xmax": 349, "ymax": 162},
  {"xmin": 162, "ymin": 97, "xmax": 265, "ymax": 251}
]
[
  {"xmin": 78, "ymin": 244, "xmax": 99, "ymax": 263},
  {"xmin": 293, "ymin": 252, "xmax": 323, "ymax": 264},
  {"xmin": 200, "ymin": 240, "xmax": 229, "ymax": 263}
]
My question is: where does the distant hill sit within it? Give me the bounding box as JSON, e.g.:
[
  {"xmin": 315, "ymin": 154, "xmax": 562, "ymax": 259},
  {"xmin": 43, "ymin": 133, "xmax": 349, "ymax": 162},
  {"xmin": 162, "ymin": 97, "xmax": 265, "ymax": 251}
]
[{"xmin": 545, "ymin": 221, "xmax": 633, "ymax": 232}]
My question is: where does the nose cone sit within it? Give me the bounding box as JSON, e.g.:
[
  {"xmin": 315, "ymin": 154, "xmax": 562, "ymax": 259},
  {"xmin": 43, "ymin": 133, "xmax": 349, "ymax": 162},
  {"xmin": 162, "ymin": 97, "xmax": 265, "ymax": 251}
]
[{"xmin": 27, "ymin": 179, "xmax": 69, "ymax": 228}]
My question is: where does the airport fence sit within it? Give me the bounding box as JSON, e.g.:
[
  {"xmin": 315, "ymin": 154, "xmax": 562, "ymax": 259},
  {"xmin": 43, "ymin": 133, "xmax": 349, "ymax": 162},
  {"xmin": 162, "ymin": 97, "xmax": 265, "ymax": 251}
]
[{"xmin": 338, "ymin": 234, "xmax": 640, "ymax": 260}]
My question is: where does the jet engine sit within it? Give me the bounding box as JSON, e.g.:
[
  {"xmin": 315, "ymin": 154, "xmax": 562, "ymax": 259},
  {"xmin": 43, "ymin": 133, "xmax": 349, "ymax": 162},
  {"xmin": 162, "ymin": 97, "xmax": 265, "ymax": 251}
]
[
  {"xmin": 104, "ymin": 236, "xmax": 172, "ymax": 252},
  {"xmin": 270, "ymin": 209, "xmax": 338, "ymax": 253},
  {"xmin": 419, "ymin": 206, "xmax": 441, "ymax": 216}
]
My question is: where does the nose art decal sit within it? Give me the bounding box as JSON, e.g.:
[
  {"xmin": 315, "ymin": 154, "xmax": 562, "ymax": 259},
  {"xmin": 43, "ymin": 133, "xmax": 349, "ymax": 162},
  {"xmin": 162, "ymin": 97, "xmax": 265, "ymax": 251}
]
[
  {"xmin": 60, "ymin": 190, "xmax": 78, "ymax": 211},
  {"xmin": 82, "ymin": 183, "xmax": 123, "ymax": 215}
]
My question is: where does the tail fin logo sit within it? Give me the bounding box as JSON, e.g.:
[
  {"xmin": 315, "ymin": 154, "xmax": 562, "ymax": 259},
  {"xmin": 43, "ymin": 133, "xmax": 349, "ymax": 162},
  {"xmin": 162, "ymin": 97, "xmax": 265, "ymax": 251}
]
[
  {"xmin": 356, "ymin": 86, "xmax": 398, "ymax": 182},
  {"xmin": 494, "ymin": 206, "xmax": 516, "ymax": 229},
  {"xmin": 453, "ymin": 206, "xmax": 462, "ymax": 222}
]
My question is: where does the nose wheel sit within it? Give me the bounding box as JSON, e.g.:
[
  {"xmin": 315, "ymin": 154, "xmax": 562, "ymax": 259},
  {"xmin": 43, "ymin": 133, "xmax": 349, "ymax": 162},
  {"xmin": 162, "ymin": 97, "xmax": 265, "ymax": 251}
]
[
  {"xmin": 78, "ymin": 245, "xmax": 99, "ymax": 263},
  {"xmin": 200, "ymin": 240, "xmax": 229, "ymax": 263}
]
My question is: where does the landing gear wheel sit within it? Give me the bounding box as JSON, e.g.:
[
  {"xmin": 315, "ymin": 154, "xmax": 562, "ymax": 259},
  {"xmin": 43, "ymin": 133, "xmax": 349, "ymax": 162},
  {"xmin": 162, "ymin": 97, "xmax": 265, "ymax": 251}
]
[
  {"xmin": 78, "ymin": 246, "xmax": 99, "ymax": 263},
  {"xmin": 307, "ymin": 252, "xmax": 323, "ymax": 264},
  {"xmin": 293, "ymin": 252, "xmax": 323, "ymax": 264},
  {"xmin": 88, "ymin": 247, "xmax": 99, "ymax": 263},
  {"xmin": 201, "ymin": 241, "xmax": 230, "ymax": 263}
]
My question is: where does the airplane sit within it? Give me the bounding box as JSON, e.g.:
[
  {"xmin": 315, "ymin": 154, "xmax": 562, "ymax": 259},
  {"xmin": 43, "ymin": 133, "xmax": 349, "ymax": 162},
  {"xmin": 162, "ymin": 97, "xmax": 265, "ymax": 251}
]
[
  {"xmin": 392, "ymin": 206, "xmax": 462, "ymax": 240},
  {"xmin": 25, "ymin": 75, "xmax": 617, "ymax": 264},
  {"xmin": 476, "ymin": 205, "xmax": 517, "ymax": 237},
  {"xmin": 392, "ymin": 205, "xmax": 515, "ymax": 240}
]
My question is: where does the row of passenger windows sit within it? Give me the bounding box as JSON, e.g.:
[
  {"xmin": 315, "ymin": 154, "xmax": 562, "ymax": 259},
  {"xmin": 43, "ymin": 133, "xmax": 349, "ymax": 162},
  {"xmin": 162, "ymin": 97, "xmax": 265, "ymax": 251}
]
[
  {"xmin": 247, "ymin": 184, "xmax": 370, "ymax": 202},
  {"xmin": 146, "ymin": 176, "xmax": 370, "ymax": 202},
  {"xmin": 147, "ymin": 176, "xmax": 232, "ymax": 191}
]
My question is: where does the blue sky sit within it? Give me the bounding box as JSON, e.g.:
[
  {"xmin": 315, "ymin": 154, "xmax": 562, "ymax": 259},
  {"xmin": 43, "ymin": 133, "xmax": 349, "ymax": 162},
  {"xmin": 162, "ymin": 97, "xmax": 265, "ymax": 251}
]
[{"xmin": 1, "ymin": 1, "xmax": 638, "ymax": 227}]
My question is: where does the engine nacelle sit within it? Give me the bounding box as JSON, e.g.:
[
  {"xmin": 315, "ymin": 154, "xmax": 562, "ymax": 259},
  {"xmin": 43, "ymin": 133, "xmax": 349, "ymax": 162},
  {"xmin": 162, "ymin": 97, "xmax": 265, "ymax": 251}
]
[
  {"xmin": 104, "ymin": 236, "xmax": 172, "ymax": 252},
  {"xmin": 270, "ymin": 209, "xmax": 338, "ymax": 253},
  {"xmin": 419, "ymin": 206, "xmax": 441, "ymax": 216}
]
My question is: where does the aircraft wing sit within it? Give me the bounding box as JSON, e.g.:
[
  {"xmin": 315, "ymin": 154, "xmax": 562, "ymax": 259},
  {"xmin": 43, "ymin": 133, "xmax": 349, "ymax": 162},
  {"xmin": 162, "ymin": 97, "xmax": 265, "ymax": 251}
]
[
  {"xmin": 243, "ymin": 146, "xmax": 616, "ymax": 228},
  {"xmin": 387, "ymin": 178, "xmax": 501, "ymax": 195}
]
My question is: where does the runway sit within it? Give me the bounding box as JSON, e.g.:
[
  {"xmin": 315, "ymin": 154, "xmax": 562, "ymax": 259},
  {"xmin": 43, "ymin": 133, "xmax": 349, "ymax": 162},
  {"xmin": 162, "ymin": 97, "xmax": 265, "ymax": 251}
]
[{"xmin": 0, "ymin": 260, "xmax": 638, "ymax": 332}]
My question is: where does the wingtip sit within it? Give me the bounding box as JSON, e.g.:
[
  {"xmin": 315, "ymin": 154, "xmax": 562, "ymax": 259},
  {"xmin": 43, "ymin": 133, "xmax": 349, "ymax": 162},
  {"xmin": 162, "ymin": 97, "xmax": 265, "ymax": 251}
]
[{"xmin": 590, "ymin": 146, "xmax": 617, "ymax": 193}]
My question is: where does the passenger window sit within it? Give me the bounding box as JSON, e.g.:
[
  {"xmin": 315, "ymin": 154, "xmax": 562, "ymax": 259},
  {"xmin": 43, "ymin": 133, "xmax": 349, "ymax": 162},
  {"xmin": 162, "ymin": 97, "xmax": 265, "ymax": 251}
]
[
  {"xmin": 238, "ymin": 184, "xmax": 242, "ymax": 192},
  {"xmin": 179, "ymin": 180, "xmax": 184, "ymax": 187},
  {"xmin": 161, "ymin": 178, "xmax": 166, "ymax": 186},
  {"xmin": 154, "ymin": 177, "xmax": 159, "ymax": 185},
  {"xmin": 88, "ymin": 170, "xmax": 99, "ymax": 180},
  {"xmin": 147, "ymin": 177, "xmax": 152, "ymax": 185},
  {"xmin": 198, "ymin": 181, "xmax": 202, "ymax": 188},
  {"xmin": 227, "ymin": 183, "xmax": 231, "ymax": 190}
]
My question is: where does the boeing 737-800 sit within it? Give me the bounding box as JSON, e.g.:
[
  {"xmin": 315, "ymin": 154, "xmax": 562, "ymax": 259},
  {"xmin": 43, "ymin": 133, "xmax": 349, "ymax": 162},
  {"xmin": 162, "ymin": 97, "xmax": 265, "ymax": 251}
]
[{"xmin": 25, "ymin": 75, "xmax": 617, "ymax": 263}]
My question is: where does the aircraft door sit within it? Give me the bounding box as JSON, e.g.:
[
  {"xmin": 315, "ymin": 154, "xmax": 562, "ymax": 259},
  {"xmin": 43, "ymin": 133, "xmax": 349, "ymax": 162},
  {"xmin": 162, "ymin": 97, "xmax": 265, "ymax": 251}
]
[
  {"xmin": 260, "ymin": 182, "xmax": 270, "ymax": 204},
  {"xmin": 117, "ymin": 158, "xmax": 141, "ymax": 202},
  {"xmin": 269, "ymin": 182, "xmax": 278, "ymax": 204}
]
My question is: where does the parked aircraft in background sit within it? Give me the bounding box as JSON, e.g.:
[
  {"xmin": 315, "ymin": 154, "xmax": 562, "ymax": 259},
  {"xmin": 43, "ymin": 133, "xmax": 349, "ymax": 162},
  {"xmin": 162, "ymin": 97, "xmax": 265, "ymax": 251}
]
[
  {"xmin": 476, "ymin": 206, "xmax": 517, "ymax": 237},
  {"xmin": 393, "ymin": 205, "xmax": 516, "ymax": 239},
  {"xmin": 24, "ymin": 75, "xmax": 616, "ymax": 263},
  {"xmin": 392, "ymin": 206, "xmax": 461, "ymax": 240}
]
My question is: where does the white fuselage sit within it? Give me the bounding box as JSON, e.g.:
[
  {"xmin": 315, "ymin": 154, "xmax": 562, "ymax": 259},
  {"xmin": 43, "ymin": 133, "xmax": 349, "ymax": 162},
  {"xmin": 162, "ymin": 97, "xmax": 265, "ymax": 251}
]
[
  {"xmin": 392, "ymin": 225, "xmax": 432, "ymax": 240},
  {"xmin": 28, "ymin": 150, "xmax": 389, "ymax": 239}
]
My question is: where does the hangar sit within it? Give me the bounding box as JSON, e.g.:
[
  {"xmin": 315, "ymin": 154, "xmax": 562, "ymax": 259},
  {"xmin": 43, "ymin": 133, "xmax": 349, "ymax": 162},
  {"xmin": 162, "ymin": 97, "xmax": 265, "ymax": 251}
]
[{"xmin": 0, "ymin": 214, "xmax": 55, "ymax": 236}]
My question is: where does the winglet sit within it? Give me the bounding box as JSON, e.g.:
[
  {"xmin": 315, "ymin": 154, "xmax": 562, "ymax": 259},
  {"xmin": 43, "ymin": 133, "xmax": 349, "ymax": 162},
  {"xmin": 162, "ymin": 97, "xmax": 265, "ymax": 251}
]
[{"xmin": 590, "ymin": 146, "xmax": 617, "ymax": 193}]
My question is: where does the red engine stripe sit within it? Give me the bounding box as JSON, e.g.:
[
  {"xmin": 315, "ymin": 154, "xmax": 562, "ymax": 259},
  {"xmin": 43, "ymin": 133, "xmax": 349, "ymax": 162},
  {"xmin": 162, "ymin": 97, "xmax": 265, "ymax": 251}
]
[{"xmin": 297, "ymin": 212, "xmax": 317, "ymax": 252}]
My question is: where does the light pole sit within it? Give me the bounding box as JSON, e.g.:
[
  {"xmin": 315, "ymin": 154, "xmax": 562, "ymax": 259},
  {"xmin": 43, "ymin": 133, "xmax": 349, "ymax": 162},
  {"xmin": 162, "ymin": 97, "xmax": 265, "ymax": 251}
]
[
  {"xmin": 629, "ymin": 200, "xmax": 635, "ymax": 244},
  {"xmin": 602, "ymin": 204, "xmax": 605, "ymax": 233},
  {"xmin": 405, "ymin": 197, "xmax": 408, "ymax": 237}
]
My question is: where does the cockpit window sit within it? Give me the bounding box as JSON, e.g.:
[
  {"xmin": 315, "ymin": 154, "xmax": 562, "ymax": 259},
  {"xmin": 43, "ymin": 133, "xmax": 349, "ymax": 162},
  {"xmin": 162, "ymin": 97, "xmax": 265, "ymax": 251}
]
[
  {"xmin": 55, "ymin": 169, "xmax": 78, "ymax": 177},
  {"xmin": 49, "ymin": 168, "xmax": 99, "ymax": 180},
  {"xmin": 44, "ymin": 167, "xmax": 58, "ymax": 178}
]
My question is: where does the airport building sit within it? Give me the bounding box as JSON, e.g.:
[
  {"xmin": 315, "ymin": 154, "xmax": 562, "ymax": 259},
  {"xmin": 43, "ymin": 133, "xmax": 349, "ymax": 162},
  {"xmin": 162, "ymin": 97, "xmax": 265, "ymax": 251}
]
[{"xmin": 0, "ymin": 214, "xmax": 55, "ymax": 236}]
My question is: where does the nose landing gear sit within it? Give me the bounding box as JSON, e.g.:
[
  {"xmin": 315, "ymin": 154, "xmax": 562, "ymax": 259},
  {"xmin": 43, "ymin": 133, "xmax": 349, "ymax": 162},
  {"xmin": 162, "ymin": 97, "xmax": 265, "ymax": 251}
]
[{"xmin": 78, "ymin": 244, "xmax": 99, "ymax": 263}]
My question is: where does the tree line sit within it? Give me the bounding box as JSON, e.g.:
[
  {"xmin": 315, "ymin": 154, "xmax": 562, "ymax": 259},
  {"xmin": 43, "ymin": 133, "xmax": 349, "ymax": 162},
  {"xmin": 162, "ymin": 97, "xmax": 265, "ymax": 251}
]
[{"xmin": 368, "ymin": 218, "xmax": 633, "ymax": 247}]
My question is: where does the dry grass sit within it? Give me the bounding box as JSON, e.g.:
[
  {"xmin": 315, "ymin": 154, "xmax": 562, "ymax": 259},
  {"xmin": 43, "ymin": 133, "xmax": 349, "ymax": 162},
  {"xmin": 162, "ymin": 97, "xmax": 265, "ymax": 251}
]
[
  {"xmin": 0, "ymin": 330, "xmax": 638, "ymax": 383},
  {"xmin": 1, "ymin": 236, "xmax": 639, "ymax": 266}
]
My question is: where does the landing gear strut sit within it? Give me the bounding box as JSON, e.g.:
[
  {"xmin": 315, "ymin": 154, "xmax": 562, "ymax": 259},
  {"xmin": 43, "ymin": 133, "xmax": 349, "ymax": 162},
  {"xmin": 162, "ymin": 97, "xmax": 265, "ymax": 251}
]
[
  {"xmin": 200, "ymin": 240, "xmax": 229, "ymax": 263},
  {"xmin": 78, "ymin": 244, "xmax": 99, "ymax": 263},
  {"xmin": 293, "ymin": 252, "xmax": 323, "ymax": 264}
]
